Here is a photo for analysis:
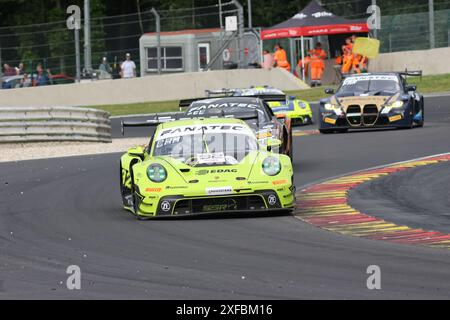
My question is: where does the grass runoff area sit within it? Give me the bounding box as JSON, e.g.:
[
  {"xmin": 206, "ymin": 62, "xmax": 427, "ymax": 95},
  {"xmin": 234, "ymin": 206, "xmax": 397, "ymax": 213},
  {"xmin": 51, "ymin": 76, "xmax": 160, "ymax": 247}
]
[{"xmin": 90, "ymin": 73, "xmax": 450, "ymax": 117}]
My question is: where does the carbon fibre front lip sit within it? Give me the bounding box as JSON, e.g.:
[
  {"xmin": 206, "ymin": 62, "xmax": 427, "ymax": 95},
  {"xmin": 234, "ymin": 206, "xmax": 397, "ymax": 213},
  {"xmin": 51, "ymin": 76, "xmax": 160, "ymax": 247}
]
[
  {"xmin": 319, "ymin": 112, "xmax": 411, "ymax": 129},
  {"xmin": 136, "ymin": 207, "xmax": 295, "ymax": 220}
]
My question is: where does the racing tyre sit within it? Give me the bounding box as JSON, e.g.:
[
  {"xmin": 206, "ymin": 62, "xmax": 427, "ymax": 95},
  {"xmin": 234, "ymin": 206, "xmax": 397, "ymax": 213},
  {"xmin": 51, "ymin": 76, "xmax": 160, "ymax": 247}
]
[
  {"xmin": 119, "ymin": 163, "xmax": 131, "ymax": 207},
  {"xmin": 302, "ymin": 116, "xmax": 313, "ymax": 126},
  {"xmin": 131, "ymin": 182, "xmax": 144, "ymax": 219},
  {"xmin": 417, "ymin": 103, "xmax": 425, "ymax": 128},
  {"xmin": 129, "ymin": 169, "xmax": 141, "ymax": 219},
  {"xmin": 398, "ymin": 110, "xmax": 414, "ymax": 130}
]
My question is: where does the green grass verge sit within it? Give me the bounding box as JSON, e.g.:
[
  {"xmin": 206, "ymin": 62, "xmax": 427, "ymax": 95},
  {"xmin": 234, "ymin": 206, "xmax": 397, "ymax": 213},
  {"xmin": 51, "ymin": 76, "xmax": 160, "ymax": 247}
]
[
  {"xmin": 89, "ymin": 73, "xmax": 450, "ymax": 116},
  {"xmin": 95, "ymin": 100, "xmax": 180, "ymax": 117}
]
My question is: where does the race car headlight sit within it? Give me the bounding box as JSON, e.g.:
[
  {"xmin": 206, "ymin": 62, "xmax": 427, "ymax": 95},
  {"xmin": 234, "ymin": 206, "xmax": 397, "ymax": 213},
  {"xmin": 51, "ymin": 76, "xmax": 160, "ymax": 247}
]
[
  {"xmin": 262, "ymin": 157, "xmax": 281, "ymax": 176},
  {"xmin": 324, "ymin": 103, "xmax": 339, "ymax": 110},
  {"xmin": 387, "ymin": 100, "xmax": 404, "ymax": 108},
  {"xmin": 147, "ymin": 164, "xmax": 167, "ymax": 183}
]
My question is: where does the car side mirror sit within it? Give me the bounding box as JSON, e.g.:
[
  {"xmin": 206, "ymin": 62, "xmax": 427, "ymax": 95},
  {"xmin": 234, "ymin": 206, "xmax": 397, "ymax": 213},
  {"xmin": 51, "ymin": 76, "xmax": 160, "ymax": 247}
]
[
  {"xmin": 266, "ymin": 138, "xmax": 282, "ymax": 152},
  {"xmin": 405, "ymin": 85, "xmax": 417, "ymax": 92},
  {"xmin": 128, "ymin": 146, "xmax": 145, "ymax": 160},
  {"xmin": 325, "ymin": 88, "xmax": 335, "ymax": 95}
]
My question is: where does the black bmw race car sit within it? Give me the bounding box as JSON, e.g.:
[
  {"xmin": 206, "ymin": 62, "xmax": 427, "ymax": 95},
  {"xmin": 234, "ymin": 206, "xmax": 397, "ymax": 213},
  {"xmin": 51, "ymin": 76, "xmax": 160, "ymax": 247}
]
[
  {"xmin": 180, "ymin": 97, "xmax": 293, "ymax": 158},
  {"xmin": 319, "ymin": 71, "xmax": 425, "ymax": 134}
]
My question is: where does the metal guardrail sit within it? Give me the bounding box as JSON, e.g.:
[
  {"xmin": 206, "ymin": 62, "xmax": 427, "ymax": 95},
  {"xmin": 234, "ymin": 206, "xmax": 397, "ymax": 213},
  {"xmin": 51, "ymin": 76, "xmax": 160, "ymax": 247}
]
[{"xmin": 0, "ymin": 106, "xmax": 111, "ymax": 143}]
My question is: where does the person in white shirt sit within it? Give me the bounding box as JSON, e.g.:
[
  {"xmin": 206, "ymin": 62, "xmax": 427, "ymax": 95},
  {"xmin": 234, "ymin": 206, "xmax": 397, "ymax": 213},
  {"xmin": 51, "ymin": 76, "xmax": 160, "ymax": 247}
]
[{"xmin": 120, "ymin": 53, "xmax": 136, "ymax": 78}]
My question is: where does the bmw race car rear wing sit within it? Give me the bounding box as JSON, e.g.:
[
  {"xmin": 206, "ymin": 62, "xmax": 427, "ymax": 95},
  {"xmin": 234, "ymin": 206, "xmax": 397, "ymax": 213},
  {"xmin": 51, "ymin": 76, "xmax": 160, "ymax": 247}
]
[
  {"xmin": 205, "ymin": 89, "xmax": 236, "ymax": 97},
  {"xmin": 121, "ymin": 111, "xmax": 259, "ymax": 136},
  {"xmin": 398, "ymin": 70, "xmax": 422, "ymax": 77}
]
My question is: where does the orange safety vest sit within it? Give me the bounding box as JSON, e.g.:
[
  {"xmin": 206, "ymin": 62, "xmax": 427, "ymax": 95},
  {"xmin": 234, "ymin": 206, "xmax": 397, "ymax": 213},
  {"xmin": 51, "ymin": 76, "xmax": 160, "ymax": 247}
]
[
  {"xmin": 274, "ymin": 49, "xmax": 291, "ymax": 72},
  {"xmin": 341, "ymin": 53, "xmax": 354, "ymax": 74},
  {"xmin": 344, "ymin": 43, "xmax": 353, "ymax": 53},
  {"xmin": 309, "ymin": 48, "xmax": 327, "ymax": 60},
  {"xmin": 352, "ymin": 54, "xmax": 368, "ymax": 74},
  {"xmin": 297, "ymin": 56, "xmax": 311, "ymax": 77}
]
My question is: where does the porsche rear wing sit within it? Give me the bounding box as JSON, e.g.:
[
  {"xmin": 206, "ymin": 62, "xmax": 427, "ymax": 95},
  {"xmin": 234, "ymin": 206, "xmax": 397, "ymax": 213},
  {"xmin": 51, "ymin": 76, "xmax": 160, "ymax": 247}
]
[
  {"xmin": 121, "ymin": 111, "xmax": 259, "ymax": 136},
  {"xmin": 179, "ymin": 95, "xmax": 286, "ymax": 109},
  {"xmin": 121, "ymin": 112, "xmax": 185, "ymax": 135},
  {"xmin": 178, "ymin": 97, "xmax": 230, "ymax": 109}
]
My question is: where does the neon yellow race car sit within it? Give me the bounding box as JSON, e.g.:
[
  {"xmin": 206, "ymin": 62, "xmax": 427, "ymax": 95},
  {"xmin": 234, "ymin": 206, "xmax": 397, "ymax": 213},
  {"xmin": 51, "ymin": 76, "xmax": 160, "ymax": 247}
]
[
  {"xmin": 205, "ymin": 86, "xmax": 314, "ymax": 126},
  {"xmin": 120, "ymin": 118, "xmax": 295, "ymax": 219}
]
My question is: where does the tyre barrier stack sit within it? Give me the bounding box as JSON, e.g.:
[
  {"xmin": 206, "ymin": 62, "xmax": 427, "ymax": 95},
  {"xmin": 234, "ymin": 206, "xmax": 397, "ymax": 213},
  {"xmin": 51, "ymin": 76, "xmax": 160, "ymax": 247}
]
[{"xmin": 0, "ymin": 106, "xmax": 111, "ymax": 143}]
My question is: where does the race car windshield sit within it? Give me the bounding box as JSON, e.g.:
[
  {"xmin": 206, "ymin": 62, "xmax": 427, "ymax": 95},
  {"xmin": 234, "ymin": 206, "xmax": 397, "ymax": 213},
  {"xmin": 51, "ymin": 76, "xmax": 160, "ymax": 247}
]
[
  {"xmin": 338, "ymin": 78, "xmax": 401, "ymax": 94},
  {"xmin": 153, "ymin": 132, "xmax": 258, "ymax": 166}
]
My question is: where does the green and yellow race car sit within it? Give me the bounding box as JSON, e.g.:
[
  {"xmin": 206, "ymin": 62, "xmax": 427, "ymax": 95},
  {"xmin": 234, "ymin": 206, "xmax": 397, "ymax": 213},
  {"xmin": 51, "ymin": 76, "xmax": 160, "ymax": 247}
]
[
  {"xmin": 205, "ymin": 86, "xmax": 314, "ymax": 126},
  {"xmin": 120, "ymin": 118, "xmax": 295, "ymax": 219}
]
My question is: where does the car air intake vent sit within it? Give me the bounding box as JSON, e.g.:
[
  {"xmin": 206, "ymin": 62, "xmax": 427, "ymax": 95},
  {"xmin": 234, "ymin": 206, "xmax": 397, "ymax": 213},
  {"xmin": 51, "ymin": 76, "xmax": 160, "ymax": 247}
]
[
  {"xmin": 363, "ymin": 105, "xmax": 378, "ymax": 114},
  {"xmin": 363, "ymin": 104, "xmax": 379, "ymax": 125},
  {"xmin": 347, "ymin": 105, "xmax": 361, "ymax": 114},
  {"xmin": 346, "ymin": 105, "xmax": 362, "ymax": 126},
  {"xmin": 174, "ymin": 196, "xmax": 266, "ymax": 215}
]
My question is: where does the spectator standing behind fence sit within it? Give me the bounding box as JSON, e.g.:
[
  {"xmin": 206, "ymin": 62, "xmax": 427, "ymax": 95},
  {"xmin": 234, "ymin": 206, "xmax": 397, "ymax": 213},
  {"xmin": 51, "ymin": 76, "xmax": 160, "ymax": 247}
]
[
  {"xmin": 262, "ymin": 50, "xmax": 274, "ymax": 70},
  {"xmin": 121, "ymin": 53, "xmax": 136, "ymax": 78},
  {"xmin": 34, "ymin": 64, "xmax": 50, "ymax": 86},
  {"xmin": 16, "ymin": 62, "xmax": 25, "ymax": 75},
  {"xmin": 20, "ymin": 74, "xmax": 32, "ymax": 88},
  {"xmin": 99, "ymin": 57, "xmax": 112, "ymax": 74},
  {"xmin": 3, "ymin": 63, "xmax": 16, "ymax": 76}
]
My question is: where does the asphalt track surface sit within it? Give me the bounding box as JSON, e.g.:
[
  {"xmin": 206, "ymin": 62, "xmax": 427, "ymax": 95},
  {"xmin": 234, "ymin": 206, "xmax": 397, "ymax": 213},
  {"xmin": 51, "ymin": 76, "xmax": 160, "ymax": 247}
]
[
  {"xmin": 349, "ymin": 160, "xmax": 450, "ymax": 234},
  {"xmin": 0, "ymin": 96, "xmax": 450, "ymax": 299}
]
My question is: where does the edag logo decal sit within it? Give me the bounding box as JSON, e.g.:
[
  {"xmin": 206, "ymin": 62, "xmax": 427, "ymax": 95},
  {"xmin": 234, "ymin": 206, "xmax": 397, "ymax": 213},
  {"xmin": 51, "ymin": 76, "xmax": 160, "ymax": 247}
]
[{"xmin": 196, "ymin": 169, "xmax": 238, "ymax": 175}]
